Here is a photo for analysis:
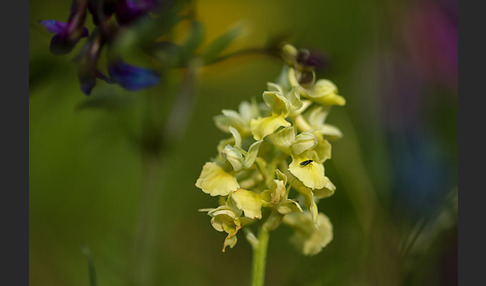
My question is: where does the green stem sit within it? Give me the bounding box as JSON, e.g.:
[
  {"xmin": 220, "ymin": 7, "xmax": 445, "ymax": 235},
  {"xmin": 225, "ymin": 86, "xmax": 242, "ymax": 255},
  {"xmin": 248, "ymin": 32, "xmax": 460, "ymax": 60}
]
[
  {"xmin": 250, "ymin": 227, "xmax": 270, "ymax": 286},
  {"xmin": 203, "ymin": 47, "xmax": 280, "ymax": 66}
]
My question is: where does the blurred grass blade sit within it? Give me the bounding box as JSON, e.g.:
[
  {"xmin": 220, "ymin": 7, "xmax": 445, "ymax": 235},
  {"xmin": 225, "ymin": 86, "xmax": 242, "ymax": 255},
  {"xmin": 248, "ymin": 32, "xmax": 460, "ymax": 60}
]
[
  {"xmin": 400, "ymin": 189, "xmax": 458, "ymax": 258},
  {"xmin": 81, "ymin": 245, "xmax": 98, "ymax": 286},
  {"xmin": 202, "ymin": 24, "xmax": 243, "ymax": 64}
]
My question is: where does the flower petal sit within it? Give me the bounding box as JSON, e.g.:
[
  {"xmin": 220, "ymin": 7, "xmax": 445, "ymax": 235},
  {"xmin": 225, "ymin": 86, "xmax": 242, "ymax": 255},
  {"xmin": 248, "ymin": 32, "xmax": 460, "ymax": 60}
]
[
  {"xmin": 266, "ymin": 82, "xmax": 284, "ymax": 93},
  {"xmin": 288, "ymin": 169, "xmax": 335, "ymax": 202},
  {"xmin": 222, "ymin": 145, "xmax": 244, "ymax": 172},
  {"xmin": 307, "ymin": 79, "xmax": 337, "ymax": 98},
  {"xmin": 228, "ymin": 126, "xmax": 242, "ymax": 148},
  {"xmin": 313, "ymin": 177, "xmax": 336, "ymax": 199},
  {"xmin": 277, "ymin": 199, "xmax": 303, "ymax": 215},
  {"xmin": 319, "ymin": 124, "xmax": 343, "ymax": 140},
  {"xmin": 239, "ymin": 100, "xmax": 261, "ymax": 123},
  {"xmin": 262, "ymin": 90, "xmax": 290, "ymax": 116},
  {"xmin": 310, "ymin": 80, "xmax": 346, "ymax": 106},
  {"xmin": 222, "ymin": 233, "xmax": 238, "ymax": 252},
  {"xmin": 291, "ymin": 100, "xmax": 313, "ymax": 117},
  {"xmin": 231, "ymin": 189, "xmax": 263, "ymax": 219},
  {"xmin": 291, "ymin": 132, "xmax": 318, "ymax": 155},
  {"xmin": 285, "ymin": 87, "xmax": 303, "ymax": 111},
  {"xmin": 304, "ymin": 106, "xmax": 329, "ymax": 127},
  {"xmin": 270, "ymin": 126, "xmax": 295, "ymax": 154},
  {"xmin": 39, "ymin": 20, "xmax": 68, "ymax": 34},
  {"xmin": 261, "ymin": 178, "xmax": 287, "ymax": 206},
  {"xmin": 314, "ymin": 137, "xmax": 332, "ymax": 163},
  {"xmin": 243, "ymin": 140, "xmax": 263, "ymax": 169},
  {"xmin": 214, "ymin": 109, "xmax": 244, "ymax": 133},
  {"xmin": 209, "ymin": 206, "xmax": 241, "ymax": 234}
]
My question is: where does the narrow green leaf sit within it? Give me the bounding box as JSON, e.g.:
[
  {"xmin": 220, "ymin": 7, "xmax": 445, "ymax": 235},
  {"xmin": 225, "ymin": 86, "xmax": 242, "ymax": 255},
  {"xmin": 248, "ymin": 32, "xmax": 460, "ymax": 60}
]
[{"xmin": 202, "ymin": 24, "xmax": 243, "ymax": 63}]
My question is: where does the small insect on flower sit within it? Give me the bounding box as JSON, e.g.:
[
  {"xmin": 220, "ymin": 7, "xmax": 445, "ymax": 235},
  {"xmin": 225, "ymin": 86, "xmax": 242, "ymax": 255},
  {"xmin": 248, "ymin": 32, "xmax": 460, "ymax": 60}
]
[{"xmin": 300, "ymin": 159, "xmax": 313, "ymax": 166}]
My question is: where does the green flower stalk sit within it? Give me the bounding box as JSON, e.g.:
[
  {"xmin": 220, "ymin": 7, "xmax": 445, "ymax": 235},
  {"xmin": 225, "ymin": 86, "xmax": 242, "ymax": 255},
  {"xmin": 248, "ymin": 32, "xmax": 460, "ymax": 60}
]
[{"xmin": 196, "ymin": 44, "xmax": 346, "ymax": 284}]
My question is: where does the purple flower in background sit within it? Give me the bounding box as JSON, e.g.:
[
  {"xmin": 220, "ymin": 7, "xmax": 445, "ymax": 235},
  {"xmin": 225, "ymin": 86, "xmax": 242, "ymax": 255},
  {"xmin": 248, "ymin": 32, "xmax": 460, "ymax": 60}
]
[
  {"xmin": 377, "ymin": 0, "xmax": 458, "ymax": 217},
  {"xmin": 402, "ymin": 0, "xmax": 458, "ymax": 88},
  {"xmin": 40, "ymin": 0, "xmax": 89, "ymax": 55},
  {"xmin": 108, "ymin": 59, "xmax": 160, "ymax": 91},
  {"xmin": 115, "ymin": 0, "xmax": 161, "ymax": 25}
]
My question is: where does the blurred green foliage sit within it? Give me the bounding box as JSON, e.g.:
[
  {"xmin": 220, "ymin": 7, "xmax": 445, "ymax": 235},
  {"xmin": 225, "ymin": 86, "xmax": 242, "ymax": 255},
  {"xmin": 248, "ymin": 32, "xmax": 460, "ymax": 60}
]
[{"xmin": 30, "ymin": 0, "xmax": 457, "ymax": 285}]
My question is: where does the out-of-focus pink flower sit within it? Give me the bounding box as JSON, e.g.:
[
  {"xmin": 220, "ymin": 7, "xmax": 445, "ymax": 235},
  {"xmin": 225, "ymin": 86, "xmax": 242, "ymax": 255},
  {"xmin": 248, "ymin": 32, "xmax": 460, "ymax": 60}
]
[{"xmin": 402, "ymin": 0, "xmax": 458, "ymax": 88}]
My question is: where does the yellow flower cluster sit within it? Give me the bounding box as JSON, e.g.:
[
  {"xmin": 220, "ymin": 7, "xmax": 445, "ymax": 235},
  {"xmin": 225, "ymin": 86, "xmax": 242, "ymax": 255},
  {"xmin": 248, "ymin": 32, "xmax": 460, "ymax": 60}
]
[{"xmin": 196, "ymin": 44, "xmax": 345, "ymax": 255}]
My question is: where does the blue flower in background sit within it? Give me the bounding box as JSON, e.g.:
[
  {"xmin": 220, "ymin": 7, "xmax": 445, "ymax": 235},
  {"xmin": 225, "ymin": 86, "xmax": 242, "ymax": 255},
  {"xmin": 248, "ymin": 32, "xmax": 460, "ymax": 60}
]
[
  {"xmin": 40, "ymin": 0, "xmax": 89, "ymax": 55},
  {"xmin": 108, "ymin": 59, "xmax": 160, "ymax": 91}
]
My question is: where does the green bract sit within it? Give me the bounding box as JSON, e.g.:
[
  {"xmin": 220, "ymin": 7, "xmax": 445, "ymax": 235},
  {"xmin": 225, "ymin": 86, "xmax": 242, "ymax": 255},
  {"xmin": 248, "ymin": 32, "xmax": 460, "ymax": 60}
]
[{"xmin": 196, "ymin": 44, "xmax": 345, "ymax": 256}]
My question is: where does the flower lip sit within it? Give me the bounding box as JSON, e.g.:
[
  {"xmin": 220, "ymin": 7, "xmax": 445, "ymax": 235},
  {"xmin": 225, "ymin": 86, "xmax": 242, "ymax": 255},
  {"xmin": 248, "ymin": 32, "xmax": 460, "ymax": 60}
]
[
  {"xmin": 289, "ymin": 151, "xmax": 326, "ymax": 190},
  {"xmin": 195, "ymin": 162, "xmax": 240, "ymax": 196}
]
